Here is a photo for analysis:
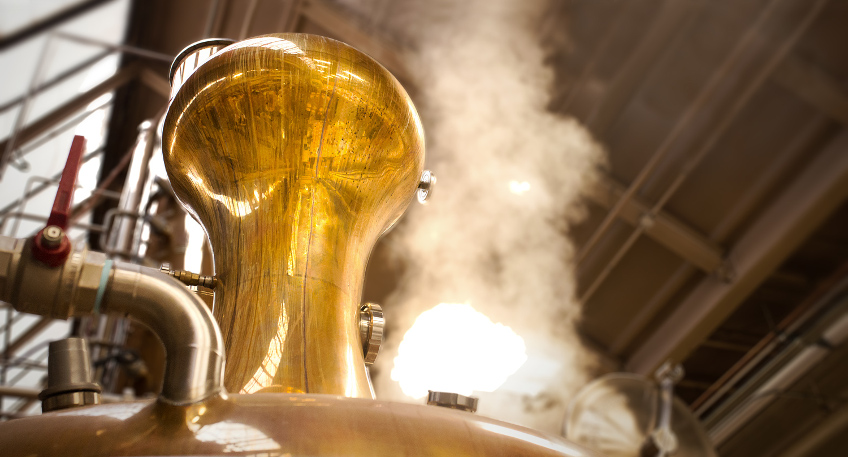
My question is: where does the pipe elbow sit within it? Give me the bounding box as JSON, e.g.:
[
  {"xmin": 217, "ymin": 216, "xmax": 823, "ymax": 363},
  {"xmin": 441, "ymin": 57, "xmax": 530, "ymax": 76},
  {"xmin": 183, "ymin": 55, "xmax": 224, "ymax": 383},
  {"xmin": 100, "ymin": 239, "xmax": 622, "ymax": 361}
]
[{"xmin": 102, "ymin": 262, "xmax": 225, "ymax": 405}]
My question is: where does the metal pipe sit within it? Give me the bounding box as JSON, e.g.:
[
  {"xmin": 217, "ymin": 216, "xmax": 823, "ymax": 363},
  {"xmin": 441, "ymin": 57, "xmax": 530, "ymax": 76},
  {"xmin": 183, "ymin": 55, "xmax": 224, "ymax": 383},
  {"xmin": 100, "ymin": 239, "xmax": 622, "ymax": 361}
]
[
  {"xmin": 12, "ymin": 99, "xmax": 113, "ymax": 162},
  {"xmin": 0, "ymin": 0, "xmax": 116, "ymax": 51},
  {"xmin": 0, "ymin": 236, "xmax": 225, "ymax": 405},
  {"xmin": 574, "ymin": 0, "xmax": 789, "ymax": 268},
  {"xmin": 0, "ymin": 149, "xmax": 103, "ymax": 220},
  {"xmin": 0, "ymin": 49, "xmax": 113, "ymax": 115},
  {"xmin": 0, "ymin": 386, "xmax": 40, "ymax": 399},
  {"xmin": 203, "ymin": 0, "xmax": 223, "ymax": 38},
  {"xmin": 106, "ymin": 120, "xmax": 156, "ymax": 260},
  {"xmin": 579, "ymin": 0, "xmax": 827, "ymax": 304},
  {"xmin": 3, "ymin": 213, "xmax": 104, "ymax": 234},
  {"xmin": 68, "ymin": 140, "xmax": 139, "ymax": 228},
  {"xmin": 238, "ymin": 0, "xmax": 259, "ymax": 40},
  {"xmin": 609, "ymin": 114, "xmax": 832, "ymax": 356},
  {"xmin": 778, "ymin": 401, "xmax": 848, "ymax": 457},
  {"xmin": 706, "ymin": 292, "xmax": 848, "ymax": 444},
  {"xmin": 0, "ymin": 64, "xmax": 138, "ymax": 168},
  {"xmin": 2, "ymin": 171, "xmax": 116, "ymax": 237},
  {"xmin": 1, "ymin": 34, "xmax": 57, "ymax": 178},
  {"xmin": 101, "ymin": 261, "xmax": 224, "ymax": 404},
  {"xmin": 626, "ymin": 129, "xmax": 848, "ymax": 375},
  {"xmin": 692, "ymin": 263, "xmax": 848, "ymax": 415},
  {"xmin": 54, "ymin": 32, "xmax": 173, "ymax": 62}
]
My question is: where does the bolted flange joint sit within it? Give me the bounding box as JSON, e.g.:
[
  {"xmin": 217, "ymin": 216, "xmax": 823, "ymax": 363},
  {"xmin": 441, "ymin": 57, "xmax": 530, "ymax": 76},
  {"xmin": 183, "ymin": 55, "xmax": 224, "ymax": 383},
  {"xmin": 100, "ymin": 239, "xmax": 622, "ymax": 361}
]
[
  {"xmin": 359, "ymin": 303, "xmax": 384, "ymax": 365},
  {"xmin": 417, "ymin": 170, "xmax": 436, "ymax": 204}
]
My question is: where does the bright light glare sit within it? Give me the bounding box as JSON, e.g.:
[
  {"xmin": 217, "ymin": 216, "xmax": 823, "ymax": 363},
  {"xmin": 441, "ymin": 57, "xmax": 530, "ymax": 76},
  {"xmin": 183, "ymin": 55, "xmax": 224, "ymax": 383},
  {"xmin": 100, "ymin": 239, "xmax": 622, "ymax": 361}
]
[
  {"xmin": 184, "ymin": 214, "xmax": 206, "ymax": 273},
  {"xmin": 391, "ymin": 303, "xmax": 527, "ymax": 398},
  {"xmin": 73, "ymin": 155, "xmax": 102, "ymax": 205},
  {"xmin": 509, "ymin": 181, "xmax": 531, "ymax": 195}
]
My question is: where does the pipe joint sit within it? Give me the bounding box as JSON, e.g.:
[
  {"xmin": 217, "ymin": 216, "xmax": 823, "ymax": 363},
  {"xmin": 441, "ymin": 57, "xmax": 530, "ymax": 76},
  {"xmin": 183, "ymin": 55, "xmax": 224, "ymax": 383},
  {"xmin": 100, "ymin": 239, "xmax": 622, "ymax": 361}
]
[{"xmin": 0, "ymin": 234, "xmax": 225, "ymax": 405}]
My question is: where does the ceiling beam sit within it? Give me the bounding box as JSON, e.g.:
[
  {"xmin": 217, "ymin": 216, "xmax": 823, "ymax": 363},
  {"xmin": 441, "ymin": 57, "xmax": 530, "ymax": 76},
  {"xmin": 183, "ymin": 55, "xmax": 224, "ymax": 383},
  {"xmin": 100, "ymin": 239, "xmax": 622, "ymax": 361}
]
[
  {"xmin": 0, "ymin": 49, "xmax": 113, "ymax": 116},
  {"xmin": 0, "ymin": 63, "xmax": 139, "ymax": 176},
  {"xmin": 300, "ymin": 1, "xmax": 411, "ymax": 82},
  {"xmin": 281, "ymin": 0, "xmax": 306, "ymax": 32},
  {"xmin": 3, "ymin": 317, "xmax": 52, "ymax": 357},
  {"xmin": 774, "ymin": 53, "xmax": 848, "ymax": 127},
  {"xmin": 626, "ymin": 130, "xmax": 848, "ymax": 375},
  {"xmin": 0, "ymin": 0, "xmax": 115, "ymax": 51},
  {"xmin": 588, "ymin": 177, "xmax": 724, "ymax": 273},
  {"xmin": 574, "ymin": 0, "xmax": 826, "ymax": 270},
  {"xmin": 587, "ymin": 0, "xmax": 696, "ymax": 134},
  {"xmin": 778, "ymin": 392, "xmax": 848, "ymax": 457}
]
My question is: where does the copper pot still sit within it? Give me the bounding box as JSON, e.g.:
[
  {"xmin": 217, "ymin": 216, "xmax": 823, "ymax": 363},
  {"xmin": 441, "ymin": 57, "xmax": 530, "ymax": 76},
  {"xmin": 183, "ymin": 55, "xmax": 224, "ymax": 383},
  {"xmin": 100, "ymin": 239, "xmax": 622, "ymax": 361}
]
[{"xmin": 0, "ymin": 34, "xmax": 597, "ymax": 456}]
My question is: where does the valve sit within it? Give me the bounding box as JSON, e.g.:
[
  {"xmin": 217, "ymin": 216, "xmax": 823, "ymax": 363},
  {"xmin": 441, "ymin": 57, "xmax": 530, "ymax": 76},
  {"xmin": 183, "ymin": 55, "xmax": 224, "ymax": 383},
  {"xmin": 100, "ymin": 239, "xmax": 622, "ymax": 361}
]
[{"xmin": 31, "ymin": 135, "xmax": 86, "ymax": 267}]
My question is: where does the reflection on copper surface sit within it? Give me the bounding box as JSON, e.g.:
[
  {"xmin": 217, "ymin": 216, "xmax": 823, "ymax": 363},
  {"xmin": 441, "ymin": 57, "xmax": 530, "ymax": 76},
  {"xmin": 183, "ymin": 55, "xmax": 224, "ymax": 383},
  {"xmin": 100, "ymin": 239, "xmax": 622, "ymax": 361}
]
[
  {"xmin": 163, "ymin": 34, "xmax": 425, "ymax": 396},
  {"xmin": 195, "ymin": 420, "xmax": 282, "ymax": 453},
  {"xmin": 53, "ymin": 401, "xmax": 147, "ymax": 420},
  {"xmin": 241, "ymin": 308, "xmax": 289, "ymax": 394}
]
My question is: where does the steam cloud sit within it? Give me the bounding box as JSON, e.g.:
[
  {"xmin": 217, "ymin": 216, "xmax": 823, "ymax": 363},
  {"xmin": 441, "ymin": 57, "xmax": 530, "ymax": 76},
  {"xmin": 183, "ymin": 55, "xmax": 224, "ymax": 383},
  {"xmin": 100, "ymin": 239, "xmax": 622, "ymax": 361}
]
[{"xmin": 333, "ymin": 0, "xmax": 607, "ymax": 433}]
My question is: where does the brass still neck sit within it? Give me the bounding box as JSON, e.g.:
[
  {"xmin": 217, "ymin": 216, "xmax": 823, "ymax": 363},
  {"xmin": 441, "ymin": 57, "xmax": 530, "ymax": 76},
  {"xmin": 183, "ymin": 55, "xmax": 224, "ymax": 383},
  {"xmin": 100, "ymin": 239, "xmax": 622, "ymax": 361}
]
[
  {"xmin": 163, "ymin": 34, "xmax": 424, "ymax": 397},
  {"xmin": 208, "ymin": 182, "xmax": 375, "ymax": 396}
]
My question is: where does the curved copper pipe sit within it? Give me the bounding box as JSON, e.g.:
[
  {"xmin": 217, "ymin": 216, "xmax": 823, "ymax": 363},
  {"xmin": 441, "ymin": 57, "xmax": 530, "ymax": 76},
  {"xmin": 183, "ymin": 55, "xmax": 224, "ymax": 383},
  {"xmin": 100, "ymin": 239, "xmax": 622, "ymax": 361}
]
[
  {"xmin": 103, "ymin": 261, "xmax": 225, "ymax": 405},
  {"xmin": 0, "ymin": 235, "xmax": 225, "ymax": 406}
]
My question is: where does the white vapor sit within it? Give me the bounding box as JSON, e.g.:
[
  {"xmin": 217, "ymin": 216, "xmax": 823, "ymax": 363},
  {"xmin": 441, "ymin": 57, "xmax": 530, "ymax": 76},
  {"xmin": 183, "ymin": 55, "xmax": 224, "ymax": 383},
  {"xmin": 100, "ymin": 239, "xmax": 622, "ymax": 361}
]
[{"xmin": 333, "ymin": 0, "xmax": 607, "ymax": 433}]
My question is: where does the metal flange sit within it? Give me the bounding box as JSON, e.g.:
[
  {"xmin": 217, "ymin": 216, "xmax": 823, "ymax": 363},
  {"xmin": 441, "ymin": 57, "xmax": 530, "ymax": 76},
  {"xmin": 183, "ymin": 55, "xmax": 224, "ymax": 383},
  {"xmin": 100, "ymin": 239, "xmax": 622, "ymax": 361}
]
[
  {"xmin": 427, "ymin": 391, "xmax": 478, "ymax": 413},
  {"xmin": 359, "ymin": 303, "xmax": 384, "ymax": 365}
]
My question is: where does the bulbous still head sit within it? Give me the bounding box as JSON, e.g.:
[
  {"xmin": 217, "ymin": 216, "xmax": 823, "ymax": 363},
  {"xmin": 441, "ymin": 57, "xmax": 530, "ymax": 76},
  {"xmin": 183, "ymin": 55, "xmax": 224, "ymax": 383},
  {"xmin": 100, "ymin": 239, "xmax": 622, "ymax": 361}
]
[
  {"xmin": 163, "ymin": 33, "xmax": 425, "ymax": 239},
  {"xmin": 161, "ymin": 34, "xmax": 425, "ymax": 396}
]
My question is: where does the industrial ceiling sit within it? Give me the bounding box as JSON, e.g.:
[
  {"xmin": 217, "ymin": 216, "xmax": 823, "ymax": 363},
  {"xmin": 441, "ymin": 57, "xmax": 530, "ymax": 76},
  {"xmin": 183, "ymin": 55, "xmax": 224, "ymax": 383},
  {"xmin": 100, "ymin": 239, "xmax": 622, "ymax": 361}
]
[{"xmin": 1, "ymin": 0, "xmax": 847, "ymax": 455}]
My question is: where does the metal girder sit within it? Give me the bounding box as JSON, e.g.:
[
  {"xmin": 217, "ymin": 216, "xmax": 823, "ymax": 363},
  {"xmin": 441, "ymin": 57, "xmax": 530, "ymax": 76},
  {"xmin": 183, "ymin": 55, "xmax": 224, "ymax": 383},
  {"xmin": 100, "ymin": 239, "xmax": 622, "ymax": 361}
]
[
  {"xmin": 774, "ymin": 53, "xmax": 848, "ymax": 127},
  {"xmin": 55, "ymin": 32, "xmax": 172, "ymax": 62},
  {"xmin": 0, "ymin": 63, "xmax": 140, "ymax": 174},
  {"xmin": 607, "ymin": 115, "xmax": 833, "ymax": 356},
  {"xmin": 0, "ymin": 0, "xmax": 116, "ymax": 51},
  {"xmin": 778, "ymin": 395, "xmax": 848, "ymax": 457},
  {"xmin": 0, "ymin": 49, "xmax": 113, "ymax": 115},
  {"xmin": 574, "ymin": 0, "xmax": 825, "ymax": 269},
  {"xmin": 3, "ymin": 317, "xmax": 53, "ymax": 357},
  {"xmin": 0, "ymin": 386, "xmax": 40, "ymax": 399},
  {"xmin": 282, "ymin": 0, "xmax": 306, "ymax": 32},
  {"xmin": 0, "ymin": 149, "xmax": 104, "ymax": 219},
  {"xmin": 2, "ymin": 213, "xmax": 104, "ymax": 233},
  {"xmin": 626, "ymin": 131, "xmax": 848, "ymax": 375},
  {"xmin": 139, "ymin": 68, "xmax": 171, "ymax": 99},
  {"xmin": 300, "ymin": 1, "xmax": 411, "ymax": 82},
  {"xmin": 588, "ymin": 177, "xmax": 724, "ymax": 273},
  {"xmin": 587, "ymin": 0, "xmax": 697, "ymax": 133}
]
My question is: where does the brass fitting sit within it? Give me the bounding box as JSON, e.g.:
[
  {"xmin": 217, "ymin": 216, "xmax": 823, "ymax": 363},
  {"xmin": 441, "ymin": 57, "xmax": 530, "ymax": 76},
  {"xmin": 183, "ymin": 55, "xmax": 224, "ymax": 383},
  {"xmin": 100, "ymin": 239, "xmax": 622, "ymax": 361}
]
[{"xmin": 160, "ymin": 263, "xmax": 218, "ymax": 289}]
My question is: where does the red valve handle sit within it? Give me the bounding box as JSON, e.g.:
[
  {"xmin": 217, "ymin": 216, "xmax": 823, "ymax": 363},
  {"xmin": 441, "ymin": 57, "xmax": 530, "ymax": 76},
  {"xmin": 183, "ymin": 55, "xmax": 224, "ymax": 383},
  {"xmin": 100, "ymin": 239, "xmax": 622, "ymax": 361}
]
[{"xmin": 31, "ymin": 135, "xmax": 86, "ymax": 267}]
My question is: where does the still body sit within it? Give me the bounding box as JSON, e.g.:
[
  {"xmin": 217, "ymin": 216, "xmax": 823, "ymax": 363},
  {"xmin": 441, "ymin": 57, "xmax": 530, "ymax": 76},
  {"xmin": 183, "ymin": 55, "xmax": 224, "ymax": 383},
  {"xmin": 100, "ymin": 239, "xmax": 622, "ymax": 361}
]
[{"xmin": 0, "ymin": 393, "xmax": 597, "ymax": 456}]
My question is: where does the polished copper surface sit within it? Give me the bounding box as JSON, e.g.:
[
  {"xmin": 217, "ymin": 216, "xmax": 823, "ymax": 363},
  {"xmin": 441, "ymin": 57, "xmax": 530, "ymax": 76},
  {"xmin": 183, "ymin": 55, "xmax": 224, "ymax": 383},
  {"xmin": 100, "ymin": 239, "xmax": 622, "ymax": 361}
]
[
  {"xmin": 0, "ymin": 394, "xmax": 596, "ymax": 456},
  {"xmin": 162, "ymin": 34, "xmax": 425, "ymax": 397}
]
